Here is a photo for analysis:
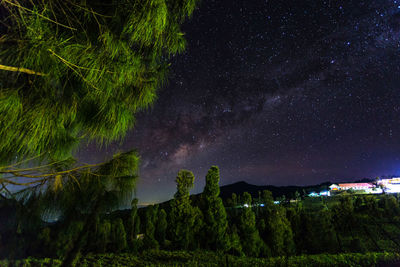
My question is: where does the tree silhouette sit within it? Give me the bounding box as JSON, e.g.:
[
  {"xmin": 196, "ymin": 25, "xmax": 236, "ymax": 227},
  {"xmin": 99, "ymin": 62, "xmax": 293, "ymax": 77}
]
[
  {"xmin": 201, "ymin": 166, "xmax": 229, "ymax": 251},
  {"xmin": 156, "ymin": 209, "xmax": 168, "ymax": 248},
  {"xmin": 169, "ymin": 169, "xmax": 197, "ymax": 250},
  {"xmin": 143, "ymin": 205, "xmax": 159, "ymax": 250},
  {"xmin": 111, "ymin": 218, "xmax": 127, "ymax": 252},
  {"xmin": 126, "ymin": 198, "xmax": 140, "ymax": 252},
  {"xmin": 237, "ymin": 192, "xmax": 264, "ymax": 257},
  {"xmin": 38, "ymin": 150, "xmax": 139, "ymax": 266}
]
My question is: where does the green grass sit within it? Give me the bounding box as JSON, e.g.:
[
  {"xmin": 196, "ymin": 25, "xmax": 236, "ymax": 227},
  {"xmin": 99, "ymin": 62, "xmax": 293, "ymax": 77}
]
[{"xmin": 1, "ymin": 251, "xmax": 399, "ymax": 267}]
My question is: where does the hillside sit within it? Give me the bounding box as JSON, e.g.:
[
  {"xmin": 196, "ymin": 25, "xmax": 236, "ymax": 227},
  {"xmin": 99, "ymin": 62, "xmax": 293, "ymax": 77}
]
[{"xmin": 217, "ymin": 180, "xmax": 331, "ymax": 200}]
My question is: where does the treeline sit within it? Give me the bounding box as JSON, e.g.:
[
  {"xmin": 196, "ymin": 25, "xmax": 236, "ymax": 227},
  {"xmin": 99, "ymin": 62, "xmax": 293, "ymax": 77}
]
[{"xmin": 1, "ymin": 166, "xmax": 400, "ymax": 260}]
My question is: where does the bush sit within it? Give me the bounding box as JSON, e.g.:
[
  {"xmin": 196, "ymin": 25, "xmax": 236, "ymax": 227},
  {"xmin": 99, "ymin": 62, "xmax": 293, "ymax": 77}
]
[{"xmin": 2, "ymin": 251, "xmax": 399, "ymax": 267}]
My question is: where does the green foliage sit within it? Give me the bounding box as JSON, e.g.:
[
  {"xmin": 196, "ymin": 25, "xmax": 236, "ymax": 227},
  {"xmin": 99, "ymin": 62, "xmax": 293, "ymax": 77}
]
[
  {"xmin": 232, "ymin": 193, "xmax": 238, "ymax": 206},
  {"xmin": 0, "ymin": 0, "xmax": 199, "ymax": 163},
  {"xmin": 3, "ymin": 251, "xmax": 400, "ymax": 267},
  {"xmin": 332, "ymin": 196, "xmax": 355, "ymax": 236},
  {"xmin": 191, "ymin": 206, "xmax": 204, "ymax": 250},
  {"xmin": 295, "ymin": 208, "xmax": 337, "ymax": 254},
  {"xmin": 261, "ymin": 190, "xmax": 274, "ymax": 207},
  {"xmin": 155, "ymin": 209, "xmax": 168, "ymax": 247},
  {"xmin": 316, "ymin": 208, "xmax": 339, "ymax": 253},
  {"xmin": 380, "ymin": 195, "xmax": 400, "ymax": 218},
  {"xmin": 55, "ymin": 220, "xmax": 84, "ymax": 258},
  {"xmin": 228, "ymin": 225, "xmax": 243, "ymax": 256},
  {"xmin": 111, "ymin": 218, "xmax": 127, "ymax": 252},
  {"xmin": 201, "ymin": 166, "xmax": 229, "ymax": 251},
  {"xmin": 96, "ymin": 220, "xmax": 111, "ymax": 253},
  {"xmin": 37, "ymin": 227, "xmax": 51, "ymax": 254},
  {"xmin": 126, "ymin": 198, "xmax": 140, "ymax": 252},
  {"xmin": 143, "ymin": 205, "xmax": 159, "ymax": 250},
  {"xmin": 263, "ymin": 207, "xmax": 295, "ymax": 256},
  {"xmin": 4, "ymin": 179, "xmax": 400, "ymax": 260},
  {"xmin": 40, "ymin": 150, "xmax": 139, "ymax": 221},
  {"xmin": 169, "ymin": 169, "xmax": 198, "ymax": 250},
  {"xmin": 237, "ymin": 192, "xmax": 264, "ymax": 257}
]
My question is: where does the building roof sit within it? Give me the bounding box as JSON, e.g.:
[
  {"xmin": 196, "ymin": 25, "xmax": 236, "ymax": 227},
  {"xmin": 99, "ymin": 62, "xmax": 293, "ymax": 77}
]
[{"xmin": 338, "ymin": 183, "xmax": 372, "ymax": 188}]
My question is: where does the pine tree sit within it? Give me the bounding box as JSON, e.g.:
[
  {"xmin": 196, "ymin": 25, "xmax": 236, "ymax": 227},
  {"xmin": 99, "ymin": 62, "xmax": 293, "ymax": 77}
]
[
  {"xmin": 134, "ymin": 215, "xmax": 141, "ymax": 241},
  {"xmin": 263, "ymin": 206, "xmax": 295, "ymax": 256},
  {"xmin": 225, "ymin": 193, "xmax": 238, "ymax": 224},
  {"xmin": 201, "ymin": 166, "xmax": 229, "ymax": 251},
  {"xmin": 191, "ymin": 206, "xmax": 204, "ymax": 250},
  {"xmin": 286, "ymin": 206, "xmax": 304, "ymax": 254},
  {"xmin": 232, "ymin": 193, "xmax": 238, "ymax": 207},
  {"xmin": 237, "ymin": 192, "xmax": 264, "ymax": 257},
  {"xmin": 47, "ymin": 150, "xmax": 139, "ymax": 266},
  {"xmin": 0, "ymin": 0, "xmax": 199, "ymax": 164},
  {"xmin": 317, "ymin": 208, "xmax": 338, "ymax": 253},
  {"xmin": 156, "ymin": 209, "xmax": 168, "ymax": 248},
  {"xmin": 380, "ymin": 195, "xmax": 400, "ymax": 218},
  {"xmin": 260, "ymin": 190, "xmax": 274, "ymax": 212},
  {"xmin": 169, "ymin": 169, "xmax": 197, "ymax": 250},
  {"xmin": 55, "ymin": 220, "xmax": 84, "ymax": 259},
  {"xmin": 126, "ymin": 198, "xmax": 139, "ymax": 251},
  {"xmin": 111, "ymin": 218, "xmax": 127, "ymax": 252},
  {"xmin": 97, "ymin": 220, "xmax": 111, "ymax": 253},
  {"xmin": 143, "ymin": 205, "xmax": 159, "ymax": 250},
  {"xmin": 37, "ymin": 227, "xmax": 51, "ymax": 256},
  {"xmin": 227, "ymin": 225, "xmax": 243, "ymax": 256}
]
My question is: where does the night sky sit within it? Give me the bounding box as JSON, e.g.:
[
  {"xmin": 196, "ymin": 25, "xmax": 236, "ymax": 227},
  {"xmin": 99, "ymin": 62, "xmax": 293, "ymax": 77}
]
[{"xmin": 78, "ymin": 0, "xmax": 400, "ymax": 204}]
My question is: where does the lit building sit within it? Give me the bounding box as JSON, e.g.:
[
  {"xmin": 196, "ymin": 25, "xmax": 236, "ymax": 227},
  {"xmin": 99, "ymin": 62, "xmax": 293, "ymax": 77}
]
[
  {"xmin": 319, "ymin": 190, "xmax": 330, "ymax": 196},
  {"xmin": 378, "ymin": 178, "xmax": 400, "ymax": 193},
  {"xmin": 338, "ymin": 183, "xmax": 373, "ymax": 191},
  {"xmin": 329, "ymin": 184, "xmax": 340, "ymax": 191},
  {"xmin": 308, "ymin": 190, "xmax": 330, "ymax": 197}
]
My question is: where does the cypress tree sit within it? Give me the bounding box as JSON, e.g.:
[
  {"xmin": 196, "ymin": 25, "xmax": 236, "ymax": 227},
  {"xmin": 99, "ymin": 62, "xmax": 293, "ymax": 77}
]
[
  {"xmin": 156, "ymin": 209, "xmax": 168, "ymax": 248},
  {"xmin": 237, "ymin": 192, "xmax": 264, "ymax": 257},
  {"xmin": 228, "ymin": 225, "xmax": 243, "ymax": 256},
  {"xmin": 37, "ymin": 227, "xmax": 51, "ymax": 256},
  {"xmin": 134, "ymin": 215, "xmax": 141, "ymax": 240},
  {"xmin": 286, "ymin": 206, "xmax": 303, "ymax": 254},
  {"xmin": 263, "ymin": 206, "xmax": 295, "ymax": 256},
  {"xmin": 98, "ymin": 220, "xmax": 111, "ymax": 253},
  {"xmin": 143, "ymin": 205, "xmax": 159, "ymax": 250},
  {"xmin": 317, "ymin": 208, "xmax": 338, "ymax": 253},
  {"xmin": 201, "ymin": 166, "xmax": 229, "ymax": 251},
  {"xmin": 111, "ymin": 218, "xmax": 127, "ymax": 253},
  {"xmin": 169, "ymin": 169, "xmax": 196, "ymax": 250},
  {"xmin": 127, "ymin": 198, "xmax": 139, "ymax": 250},
  {"xmin": 191, "ymin": 206, "xmax": 204, "ymax": 250}
]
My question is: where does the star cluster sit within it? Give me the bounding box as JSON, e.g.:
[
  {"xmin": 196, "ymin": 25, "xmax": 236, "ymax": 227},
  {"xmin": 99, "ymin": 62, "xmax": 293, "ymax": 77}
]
[{"xmin": 78, "ymin": 0, "xmax": 400, "ymax": 204}]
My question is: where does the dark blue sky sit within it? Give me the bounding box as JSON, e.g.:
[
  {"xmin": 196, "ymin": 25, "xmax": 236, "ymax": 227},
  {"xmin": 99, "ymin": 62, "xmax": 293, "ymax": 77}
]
[{"xmin": 79, "ymin": 0, "xmax": 400, "ymax": 204}]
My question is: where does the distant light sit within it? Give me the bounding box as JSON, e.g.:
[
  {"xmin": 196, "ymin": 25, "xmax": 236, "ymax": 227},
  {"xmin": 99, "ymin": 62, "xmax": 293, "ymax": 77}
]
[
  {"xmin": 274, "ymin": 201, "xmax": 280, "ymax": 204},
  {"xmin": 260, "ymin": 204, "xmax": 265, "ymax": 207},
  {"xmin": 244, "ymin": 204, "xmax": 249, "ymax": 208}
]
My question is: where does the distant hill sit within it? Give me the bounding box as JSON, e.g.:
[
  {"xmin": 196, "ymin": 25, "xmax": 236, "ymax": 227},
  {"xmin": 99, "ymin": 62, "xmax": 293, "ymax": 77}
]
[
  {"xmin": 217, "ymin": 181, "xmax": 332, "ymax": 200},
  {"xmin": 152, "ymin": 180, "xmax": 332, "ymax": 209}
]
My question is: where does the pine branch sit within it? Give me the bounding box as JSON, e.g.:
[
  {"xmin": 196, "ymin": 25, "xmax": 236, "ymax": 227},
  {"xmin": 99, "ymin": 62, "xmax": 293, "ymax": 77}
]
[
  {"xmin": 0, "ymin": 162, "xmax": 103, "ymax": 178},
  {"xmin": 0, "ymin": 63, "xmax": 46, "ymax": 75},
  {"xmin": 2, "ymin": 0, "xmax": 77, "ymax": 30}
]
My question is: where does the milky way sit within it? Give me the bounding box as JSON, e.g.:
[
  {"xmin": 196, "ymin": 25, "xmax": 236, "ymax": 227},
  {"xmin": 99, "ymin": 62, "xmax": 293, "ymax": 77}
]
[{"xmin": 78, "ymin": 0, "xmax": 400, "ymax": 204}]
